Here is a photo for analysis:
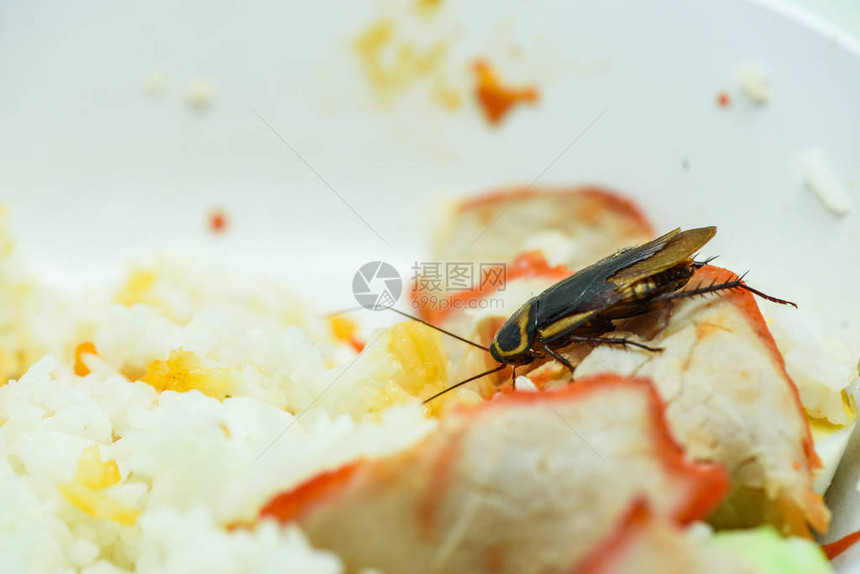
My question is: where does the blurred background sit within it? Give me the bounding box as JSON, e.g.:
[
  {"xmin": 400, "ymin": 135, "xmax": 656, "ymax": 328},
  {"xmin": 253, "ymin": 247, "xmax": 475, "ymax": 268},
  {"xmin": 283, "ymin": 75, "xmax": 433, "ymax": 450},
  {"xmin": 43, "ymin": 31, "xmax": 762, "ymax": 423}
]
[{"xmin": 0, "ymin": 0, "xmax": 858, "ymax": 340}]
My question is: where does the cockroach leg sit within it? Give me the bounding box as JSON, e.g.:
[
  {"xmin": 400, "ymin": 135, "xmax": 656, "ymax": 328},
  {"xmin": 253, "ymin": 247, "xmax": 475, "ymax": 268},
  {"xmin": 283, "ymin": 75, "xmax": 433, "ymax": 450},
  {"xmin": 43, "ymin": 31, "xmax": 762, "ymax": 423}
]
[
  {"xmin": 541, "ymin": 343, "xmax": 577, "ymax": 374},
  {"xmin": 691, "ymin": 255, "xmax": 719, "ymax": 268},
  {"xmin": 567, "ymin": 335, "xmax": 663, "ymax": 353},
  {"xmin": 654, "ymin": 277, "xmax": 797, "ymax": 308}
]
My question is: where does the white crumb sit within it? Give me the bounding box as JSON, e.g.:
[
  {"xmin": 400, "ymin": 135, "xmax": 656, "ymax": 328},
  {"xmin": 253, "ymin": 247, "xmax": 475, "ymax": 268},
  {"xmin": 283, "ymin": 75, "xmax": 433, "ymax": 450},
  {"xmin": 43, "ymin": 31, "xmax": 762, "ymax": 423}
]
[
  {"xmin": 799, "ymin": 147, "xmax": 852, "ymax": 216},
  {"xmin": 514, "ymin": 376, "xmax": 538, "ymax": 392},
  {"xmin": 185, "ymin": 79, "xmax": 214, "ymax": 110},
  {"xmin": 735, "ymin": 60, "xmax": 770, "ymax": 105},
  {"xmin": 144, "ymin": 73, "xmax": 165, "ymax": 97}
]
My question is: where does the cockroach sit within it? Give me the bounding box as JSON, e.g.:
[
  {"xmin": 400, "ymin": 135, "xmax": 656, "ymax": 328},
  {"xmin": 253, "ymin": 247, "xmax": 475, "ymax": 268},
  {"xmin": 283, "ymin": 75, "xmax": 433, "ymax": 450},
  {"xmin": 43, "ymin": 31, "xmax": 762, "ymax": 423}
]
[{"xmin": 393, "ymin": 227, "xmax": 796, "ymax": 403}]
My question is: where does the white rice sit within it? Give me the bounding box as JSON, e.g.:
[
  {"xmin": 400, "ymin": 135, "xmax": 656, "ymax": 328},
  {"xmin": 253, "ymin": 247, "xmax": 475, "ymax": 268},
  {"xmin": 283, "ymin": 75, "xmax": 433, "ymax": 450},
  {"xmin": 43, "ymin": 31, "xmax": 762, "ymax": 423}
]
[
  {"xmin": 0, "ymin": 350, "xmax": 434, "ymax": 573},
  {"xmin": 763, "ymin": 303, "xmax": 858, "ymax": 424},
  {"xmin": 798, "ymin": 147, "xmax": 852, "ymax": 216},
  {"xmin": 0, "ymin": 215, "xmax": 437, "ymax": 572}
]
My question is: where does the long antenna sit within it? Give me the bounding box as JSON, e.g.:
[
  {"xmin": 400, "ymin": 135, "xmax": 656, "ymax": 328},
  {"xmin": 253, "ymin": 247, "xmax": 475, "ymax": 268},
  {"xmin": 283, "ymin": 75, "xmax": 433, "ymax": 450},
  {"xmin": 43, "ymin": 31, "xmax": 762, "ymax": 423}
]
[
  {"xmin": 326, "ymin": 306, "xmax": 490, "ymax": 353},
  {"xmin": 422, "ymin": 363, "xmax": 507, "ymax": 404},
  {"xmin": 385, "ymin": 307, "xmax": 490, "ymax": 352}
]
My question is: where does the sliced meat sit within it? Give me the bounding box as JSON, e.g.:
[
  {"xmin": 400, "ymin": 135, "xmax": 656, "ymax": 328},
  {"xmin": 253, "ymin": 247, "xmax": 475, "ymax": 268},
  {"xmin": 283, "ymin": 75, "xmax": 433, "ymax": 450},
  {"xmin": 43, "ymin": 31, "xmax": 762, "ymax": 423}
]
[
  {"xmin": 261, "ymin": 375, "xmax": 728, "ymax": 574},
  {"xmin": 575, "ymin": 266, "xmax": 828, "ymax": 536},
  {"xmin": 570, "ymin": 499, "xmax": 755, "ymax": 574},
  {"xmin": 433, "ymin": 186, "xmax": 654, "ymax": 270}
]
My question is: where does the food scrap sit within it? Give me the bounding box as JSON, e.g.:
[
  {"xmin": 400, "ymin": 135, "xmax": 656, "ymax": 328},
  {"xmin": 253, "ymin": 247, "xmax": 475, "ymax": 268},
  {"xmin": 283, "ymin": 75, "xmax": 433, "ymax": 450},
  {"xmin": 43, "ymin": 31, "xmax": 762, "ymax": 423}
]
[
  {"xmin": 716, "ymin": 91, "xmax": 732, "ymax": 108},
  {"xmin": 354, "ymin": 19, "xmax": 450, "ymax": 105},
  {"xmin": 327, "ymin": 315, "xmax": 365, "ymax": 353},
  {"xmin": 473, "ymin": 59, "xmax": 539, "ymax": 124},
  {"xmin": 261, "ymin": 375, "xmax": 729, "ymax": 574},
  {"xmin": 58, "ymin": 445, "xmax": 141, "ymax": 526},
  {"xmin": 208, "ymin": 209, "xmax": 229, "ymax": 233},
  {"xmin": 416, "ymin": 0, "xmax": 443, "ymax": 14},
  {"xmin": 185, "ymin": 79, "xmax": 214, "ymax": 110},
  {"xmin": 143, "ymin": 73, "xmax": 165, "ymax": 97},
  {"xmin": 736, "ymin": 60, "xmax": 770, "ymax": 105},
  {"xmin": 140, "ymin": 349, "xmax": 236, "ymax": 401},
  {"xmin": 799, "ymin": 147, "xmax": 852, "ymax": 216},
  {"xmin": 823, "ymin": 528, "xmax": 860, "ymax": 559},
  {"xmin": 73, "ymin": 341, "xmax": 98, "ymax": 376}
]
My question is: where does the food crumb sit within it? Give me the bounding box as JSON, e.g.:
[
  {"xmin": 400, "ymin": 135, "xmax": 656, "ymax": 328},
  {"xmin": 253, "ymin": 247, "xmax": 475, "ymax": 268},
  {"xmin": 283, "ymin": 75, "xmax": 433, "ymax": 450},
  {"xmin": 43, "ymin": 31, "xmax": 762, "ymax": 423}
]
[
  {"xmin": 74, "ymin": 342, "xmax": 98, "ymax": 377},
  {"xmin": 144, "ymin": 73, "xmax": 165, "ymax": 97},
  {"xmin": 735, "ymin": 60, "xmax": 770, "ymax": 105},
  {"xmin": 432, "ymin": 79, "xmax": 463, "ymax": 110},
  {"xmin": 208, "ymin": 210, "xmax": 228, "ymax": 233},
  {"xmin": 354, "ymin": 19, "xmax": 447, "ymax": 105},
  {"xmin": 473, "ymin": 59, "xmax": 539, "ymax": 125},
  {"xmin": 799, "ymin": 147, "xmax": 852, "ymax": 216},
  {"xmin": 186, "ymin": 79, "xmax": 214, "ymax": 110},
  {"xmin": 417, "ymin": 0, "xmax": 442, "ymax": 15},
  {"xmin": 716, "ymin": 91, "xmax": 731, "ymax": 108},
  {"xmin": 515, "ymin": 376, "xmax": 538, "ymax": 392}
]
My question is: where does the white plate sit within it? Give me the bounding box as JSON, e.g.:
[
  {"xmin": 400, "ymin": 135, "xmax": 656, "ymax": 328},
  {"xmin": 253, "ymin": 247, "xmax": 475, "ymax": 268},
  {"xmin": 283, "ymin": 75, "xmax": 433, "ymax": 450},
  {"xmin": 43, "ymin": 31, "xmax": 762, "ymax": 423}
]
[{"xmin": 1, "ymin": 0, "xmax": 859, "ymax": 565}]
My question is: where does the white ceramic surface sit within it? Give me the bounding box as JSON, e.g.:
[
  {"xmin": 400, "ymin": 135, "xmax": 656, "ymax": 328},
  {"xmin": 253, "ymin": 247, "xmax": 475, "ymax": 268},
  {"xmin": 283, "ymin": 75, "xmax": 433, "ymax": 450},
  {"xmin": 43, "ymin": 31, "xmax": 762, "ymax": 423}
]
[{"xmin": 1, "ymin": 0, "xmax": 859, "ymax": 566}]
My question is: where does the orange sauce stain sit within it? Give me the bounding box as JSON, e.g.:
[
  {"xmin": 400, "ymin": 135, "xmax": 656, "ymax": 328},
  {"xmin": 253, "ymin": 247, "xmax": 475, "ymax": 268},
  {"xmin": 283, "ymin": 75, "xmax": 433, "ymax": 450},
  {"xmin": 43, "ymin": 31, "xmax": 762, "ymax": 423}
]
[
  {"xmin": 823, "ymin": 528, "xmax": 860, "ymax": 559},
  {"xmin": 716, "ymin": 92, "xmax": 731, "ymax": 108},
  {"xmin": 261, "ymin": 461, "xmax": 362, "ymax": 523},
  {"xmin": 473, "ymin": 59, "xmax": 539, "ymax": 125},
  {"xmin": 74, "ymin": 342, "xmax": 98, "ymax": 376},
  {"xmin": 209, "ymin": 210, "xmax": 228, "ymax": 233},
  {"xmin": 327, "ymin": 315, "xmax": 366, "ymax": 354},
  {"xmin": 348, "ymin": 338, "xmax": 366, "ymax": 354}
]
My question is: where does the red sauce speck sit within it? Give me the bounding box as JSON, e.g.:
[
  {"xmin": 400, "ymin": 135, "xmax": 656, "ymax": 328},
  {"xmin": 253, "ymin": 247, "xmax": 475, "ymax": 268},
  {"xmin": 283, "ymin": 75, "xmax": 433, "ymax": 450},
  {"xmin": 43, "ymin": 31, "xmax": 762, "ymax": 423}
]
[
  {"xmin": 716, "ymin": 92, "xmax": 731, "ymax": 108},
  {"xmin": 208, "ymin": 210, "xmax": 228, "ymax": 233},
  {"xmin": 823, "ymin": 528, "xmax": 860, "ymax": 560},
  {"xmin": 348, "ymin": 337, "xmax": 366, "ymax": 354},
  {"xmin": 473, "ymin": 59, "xmax": 539, "ymax": 125},
  {"xmin": 261, "ymin": 461, "xmax": 362, "ymax": 523}
]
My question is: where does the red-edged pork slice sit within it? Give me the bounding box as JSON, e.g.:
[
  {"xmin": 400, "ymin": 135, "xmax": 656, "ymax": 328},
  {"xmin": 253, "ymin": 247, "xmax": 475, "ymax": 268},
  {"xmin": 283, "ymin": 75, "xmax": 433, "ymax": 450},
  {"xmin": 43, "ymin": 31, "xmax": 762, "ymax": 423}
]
[
  {"xmin": 574, "ymin": 266, "xmax": 828, "ymax": 536},
  {"xmin": 433, "ymin": 185, "xmax": 654, "ymax": 270},
  {"xmin": 570, "ymin": 499, "xmax": 754, "ymax": 574},
  {"xmin": 261, "ymin": 375, "xmax": 728, "ymax": 574},
  {"xmin": 413, "ymin": 187, "xmax": 653, "ymax": 323}
]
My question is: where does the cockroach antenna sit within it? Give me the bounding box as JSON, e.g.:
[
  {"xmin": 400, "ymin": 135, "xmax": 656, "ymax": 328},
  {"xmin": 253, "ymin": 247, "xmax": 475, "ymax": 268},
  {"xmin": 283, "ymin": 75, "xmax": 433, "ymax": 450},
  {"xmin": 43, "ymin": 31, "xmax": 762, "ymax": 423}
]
[
  {"xmin": 385, "ymin": 307, "xmax": 490, "ymax": 352},
  {"xmin": 422, "ymin": 364, "xmax": 507, "ymax": 405},
  {"xmin": 323, "ymin": 305, "xmax": 501, "ymax": 404},
  {"xmin": 323, "ymin": 305, "xmax": 490, "ymax": 353}
]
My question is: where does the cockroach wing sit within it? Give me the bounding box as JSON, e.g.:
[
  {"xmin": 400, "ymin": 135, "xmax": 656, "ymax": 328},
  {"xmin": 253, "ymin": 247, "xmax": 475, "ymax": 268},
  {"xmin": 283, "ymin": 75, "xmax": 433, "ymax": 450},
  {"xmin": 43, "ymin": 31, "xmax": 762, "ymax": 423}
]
[
  {"xmin": 606, "ymin": 226, "xmax": 716, "ymax": 285},
  {"xmin": 260, "ymin": 375, "xmax": 728, "ymax": 574}
]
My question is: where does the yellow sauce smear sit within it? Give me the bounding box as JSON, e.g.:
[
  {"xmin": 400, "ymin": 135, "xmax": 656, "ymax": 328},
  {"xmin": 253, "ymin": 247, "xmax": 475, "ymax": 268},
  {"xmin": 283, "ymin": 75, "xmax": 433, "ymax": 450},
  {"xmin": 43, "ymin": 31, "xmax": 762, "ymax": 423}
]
[
  {"xmin": 58, "ymin": 445, "xmax": 140, "ymax": 525},
  {"xmin": 387, "ymin": 321, "xmax": 447, "ymax": 396},
  {"xmin": 383, "ymin": 321, "xmax": 483, "ymax": 416},
  {"xmin": 807, "ymin": 391, "xmax": 857, "ymax": 442},
  {"xmin": 354, "ymin": 20, "xmax": 450, "ymax": 106},
  {"xmin": 328, "ymin": 316, "xmax": 358, "ymax": 342},
  {"xmin": 74, "ymin": 342, "xmax": 98, "ymax": 376},
  {"xmin": 141, "ymin": 349, "xmax": 235, "ymax": 401},
  {"xmin": 115, "ymin": 268, "xmax": 157, "ymax": 307}
]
